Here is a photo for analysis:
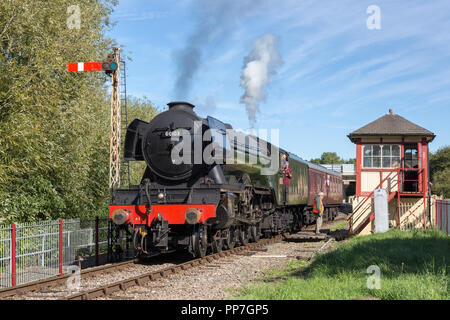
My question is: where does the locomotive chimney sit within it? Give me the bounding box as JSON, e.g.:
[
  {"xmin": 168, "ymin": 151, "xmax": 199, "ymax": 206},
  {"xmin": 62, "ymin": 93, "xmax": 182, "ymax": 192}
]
[{"xmin": 167, "ymin": 101, "xmax": 195, "ymax": 113}]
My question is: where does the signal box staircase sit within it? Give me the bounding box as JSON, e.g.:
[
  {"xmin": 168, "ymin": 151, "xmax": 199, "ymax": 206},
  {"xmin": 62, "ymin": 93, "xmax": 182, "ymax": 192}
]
[{"xmin": 347, "ymin": 168, "xmax": 427, "ymax": 235}]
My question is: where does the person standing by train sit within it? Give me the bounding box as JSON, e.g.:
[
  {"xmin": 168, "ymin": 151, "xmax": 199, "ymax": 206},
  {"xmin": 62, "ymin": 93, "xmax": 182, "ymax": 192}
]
[
  {"xmin": 313, "ymin": 191, "xmax": 324, "ymax": 234},
  {"xmin": 283, "ymin": 161, "xmax": 293, "ymax": 204}
]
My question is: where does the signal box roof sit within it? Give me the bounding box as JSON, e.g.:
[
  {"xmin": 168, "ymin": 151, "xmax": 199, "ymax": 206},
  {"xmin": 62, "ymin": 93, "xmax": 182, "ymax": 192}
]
[{"xmin": 348, "ymin": 109, "xmax": 435, "ymax": 143}]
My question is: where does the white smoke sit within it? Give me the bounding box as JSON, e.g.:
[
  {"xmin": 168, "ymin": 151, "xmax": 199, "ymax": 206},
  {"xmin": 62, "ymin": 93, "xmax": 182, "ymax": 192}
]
[{"xmin": 240, "ymin": 34, "xmax": 282, "ymax": 128}]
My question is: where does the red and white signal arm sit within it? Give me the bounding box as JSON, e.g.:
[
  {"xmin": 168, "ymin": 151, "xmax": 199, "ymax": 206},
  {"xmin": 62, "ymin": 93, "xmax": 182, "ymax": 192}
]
[{"xmin": 68, "ymin": 62, "xmax": 102, "ymax": 72}]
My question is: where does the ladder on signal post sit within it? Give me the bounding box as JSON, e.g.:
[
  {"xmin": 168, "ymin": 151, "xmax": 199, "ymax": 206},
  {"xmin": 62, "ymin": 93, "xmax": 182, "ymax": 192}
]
[{"xmin": 120, "ymin": 60, "xmax": 130, "ymax": 189}]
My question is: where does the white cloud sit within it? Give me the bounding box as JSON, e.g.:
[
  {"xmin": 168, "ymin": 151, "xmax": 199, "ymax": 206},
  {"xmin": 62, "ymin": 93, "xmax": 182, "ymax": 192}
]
[{"xmin": 111, "ymin": 11, "xmax": 171, "ymax": 22}]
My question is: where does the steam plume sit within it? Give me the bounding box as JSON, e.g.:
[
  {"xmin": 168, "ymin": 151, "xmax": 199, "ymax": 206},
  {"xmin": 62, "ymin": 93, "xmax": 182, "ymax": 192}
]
[{"xmin": 240, "ymin": 34, "xmax": 282, "ymax": 128}]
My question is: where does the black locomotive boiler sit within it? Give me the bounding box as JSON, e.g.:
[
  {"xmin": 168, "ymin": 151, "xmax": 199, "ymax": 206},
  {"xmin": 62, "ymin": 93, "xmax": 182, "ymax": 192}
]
[{"xmin": 109, "ymin": 102, "xmax": 343, "ymax": 258}]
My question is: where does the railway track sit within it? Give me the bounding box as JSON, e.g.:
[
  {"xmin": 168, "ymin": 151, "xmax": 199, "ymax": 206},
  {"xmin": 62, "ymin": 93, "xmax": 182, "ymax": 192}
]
[
  {"xmin": 0, "ymin": 258, "xmax": 138, "ymax": 299},
  {"xmin": 0, "ymin": 214, "xmax": 348, "ymax": 300},
  {"xmin": 0, "ymin": 234, "xmax": 283, "ymax": 300},
  {"xmin": 65, "ymin": 235, "xmax": 284, "ymax": 300},
  {"xmin": 0, "ymin": 250, "xmax": 195, "ymax": 300},
  {"xmin": 68, "ymin": 215, "xmax": 346, "ymax": 301},
  {"xmin": 98, "ymin": 231, "xmax": 340, "ymax": 300}
]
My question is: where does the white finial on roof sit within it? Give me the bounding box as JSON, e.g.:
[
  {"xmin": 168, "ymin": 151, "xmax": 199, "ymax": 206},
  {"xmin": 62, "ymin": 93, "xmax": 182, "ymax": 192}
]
[{"xmin": 388, "ymin": 108, "xmax": 393, "ymax": 115}]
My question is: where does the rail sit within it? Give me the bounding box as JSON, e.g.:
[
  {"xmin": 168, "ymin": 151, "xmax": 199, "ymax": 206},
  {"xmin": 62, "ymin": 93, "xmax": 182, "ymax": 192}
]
[{"xmin": 65, "ymin": 235, "xmax": 284, "ymax": 300}]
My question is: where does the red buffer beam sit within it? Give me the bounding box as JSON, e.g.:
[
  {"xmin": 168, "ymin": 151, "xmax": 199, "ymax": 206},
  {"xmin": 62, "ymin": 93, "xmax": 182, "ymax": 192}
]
[{"xmin": 68, "ymin": 62, "xmax": 102, "ymax": 72}]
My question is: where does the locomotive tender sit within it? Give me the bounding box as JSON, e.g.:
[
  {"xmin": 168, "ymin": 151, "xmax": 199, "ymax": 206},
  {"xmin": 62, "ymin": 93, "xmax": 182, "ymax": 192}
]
[{"xmin": 109, "ymin": 102, "xmax": 343, "ymax": 258}]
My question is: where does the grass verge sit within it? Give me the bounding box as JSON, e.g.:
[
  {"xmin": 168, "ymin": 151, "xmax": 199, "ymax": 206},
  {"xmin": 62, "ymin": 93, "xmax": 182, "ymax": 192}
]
[
  {"xmin": 329, "ymin": 220, "xmax": 349, "ymax": 232},
  {"xmin": 232, "ymin": 229, "xmax": 449, "ymax": 300}
]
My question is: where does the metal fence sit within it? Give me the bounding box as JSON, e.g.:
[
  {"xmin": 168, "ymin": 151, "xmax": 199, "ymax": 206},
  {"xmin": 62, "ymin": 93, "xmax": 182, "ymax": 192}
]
[
  {"xmin": 435, "ymin": 200, "xmax": 449, "ymax": 235},
  {"xmin": 0, "ymin": 217, "xmax": 111, "ymax": 289},
  {"xmin": 322, "ymin": 164, "xmax": 355, "ymax": 174},
  {"xmin": 0, "ymin": 225, "xmax": 12, "ymax": 288}
]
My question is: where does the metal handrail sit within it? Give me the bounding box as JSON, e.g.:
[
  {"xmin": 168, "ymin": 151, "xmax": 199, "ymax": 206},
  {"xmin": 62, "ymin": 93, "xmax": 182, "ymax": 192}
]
[
  {"xmin": 349, "ymin": 167, "xmax": 426, "ymax": 233},
  {"xmin": 348, "ymin": 169, "xmax": 401, "ymax": 233},
  {"xmin": 348, "ymin": 169, "xmax": 399, "ymax": 221}
]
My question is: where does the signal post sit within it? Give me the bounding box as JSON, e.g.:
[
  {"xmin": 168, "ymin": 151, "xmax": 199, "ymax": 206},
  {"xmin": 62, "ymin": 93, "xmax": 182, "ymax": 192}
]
[{"xmin": 68, "ymin": 48, "xmax": 121, "ymax": 198}]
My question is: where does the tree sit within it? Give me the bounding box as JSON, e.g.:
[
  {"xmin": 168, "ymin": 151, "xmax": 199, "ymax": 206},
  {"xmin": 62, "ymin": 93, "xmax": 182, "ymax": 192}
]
[
  {"xmin": 429, "ymin": 146, "xmax": 450, "ymax": 198},
  {"xmin": 320, "ymin": 152, "xmax": 342, "ymax": 164},
  {"xmin": 0, "ymin": 0, "xmax": 119, "ymax": 223},
  {"xmin": 310, "ymin": 152, "xmax": 356, "ymax": 165},
  {"xmin": 346, "ymin": 158, "xmax": 357, "ymax": 165}
]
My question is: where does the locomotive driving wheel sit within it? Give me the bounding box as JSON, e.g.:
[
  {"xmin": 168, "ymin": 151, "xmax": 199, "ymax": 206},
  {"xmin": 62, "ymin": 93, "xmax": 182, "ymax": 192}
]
[
  {"xmin": 238, "ymin": 225, "xmax": 250, "ymax": 245},
  {"xmin": 192, "ymin": 225, "xmax": 208, "ymax": 258},
  {"xmin": 211, "ymin": 230, "xmax": 223, "ymax": 253},
  {"xmin": 211, "ymin": 238, "xmax": 223, "ymax": 253},
  {"xmin": 250, "ymin": 222, "xmax": 261, "ymax": 242},
  {"xmin": 223, "ymin": 227, "xmax": 236, "ymax": 249}
]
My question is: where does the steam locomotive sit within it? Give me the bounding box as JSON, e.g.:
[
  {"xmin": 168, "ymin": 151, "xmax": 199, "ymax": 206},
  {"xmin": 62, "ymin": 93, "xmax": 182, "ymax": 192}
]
[{"xmin": 109, "ymin": 102, "xmax": 343, "ymax": 258}]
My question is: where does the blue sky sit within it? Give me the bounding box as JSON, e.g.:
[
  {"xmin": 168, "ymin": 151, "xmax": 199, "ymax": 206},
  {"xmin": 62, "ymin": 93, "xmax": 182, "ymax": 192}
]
[{"xmin": 107, "ymin": 0, "xmax": 450, "ymax": 160}]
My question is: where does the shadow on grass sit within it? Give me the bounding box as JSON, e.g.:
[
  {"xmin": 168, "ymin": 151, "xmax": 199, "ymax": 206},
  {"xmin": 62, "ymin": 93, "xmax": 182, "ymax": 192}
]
[{"xmin": 270, "ymin": 228, "xmax": 449, "ymax": 282}]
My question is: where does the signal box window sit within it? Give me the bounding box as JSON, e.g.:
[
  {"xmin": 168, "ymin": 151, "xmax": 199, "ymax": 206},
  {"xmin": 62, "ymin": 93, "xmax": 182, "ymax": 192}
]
[
  {"xmin": 404, "ymin": 145, "xmax": 418, "ymax": 168},
  {"xmin": 363, "ymin": 145, "xmax": 401, "ymax": 168}
]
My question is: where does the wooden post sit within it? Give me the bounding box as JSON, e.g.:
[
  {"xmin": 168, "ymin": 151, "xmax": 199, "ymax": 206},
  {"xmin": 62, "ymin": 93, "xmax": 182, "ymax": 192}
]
[
  {"xmin": 423, "ymin": 194, "xmax": 426, "ymax": 228},
  {"xmin": 397, "ymin": 187, "xmax": 400, "ymax": 229},
  {"xmin": 356, "ymin": 141, "xmax": 361, "ymax": 197},
  {"xmin": 417, "ymin": 141, "xmax": 422, "ymax": 193}
]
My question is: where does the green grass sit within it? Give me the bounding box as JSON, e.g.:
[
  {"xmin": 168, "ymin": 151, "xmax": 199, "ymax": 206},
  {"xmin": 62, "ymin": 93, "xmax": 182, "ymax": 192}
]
[
  {"xmin": 232, "ymin": 229, "xmax": 449, "ymax": 300},
  {"xmin": 329, "ymin": 220, "xmax": 349, "ymax": 232}
]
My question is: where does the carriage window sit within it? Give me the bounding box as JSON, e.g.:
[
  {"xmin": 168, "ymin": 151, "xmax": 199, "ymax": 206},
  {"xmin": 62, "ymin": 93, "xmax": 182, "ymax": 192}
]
[{"xmin": 363, "ymin": 144, "xmax": 401, "ymax": 168}]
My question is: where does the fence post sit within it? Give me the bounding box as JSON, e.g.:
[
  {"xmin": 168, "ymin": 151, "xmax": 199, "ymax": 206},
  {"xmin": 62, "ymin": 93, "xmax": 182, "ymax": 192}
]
[
  {"xmin": 440, "ymin": 201, "xmax": 443, "ymax": 232},
  {"xmin": 11, "ymin": 224, "xmax": 16, "ymax": 287},
  {"xmin": 435, "ymin": 200, "xmax": 438, "ymax": 228},
  {"xmin": 59, "ymin": 219, "xmax": 63, "ymax": 275},
  {"xmin": 107, "ymin": 219, "xmax": 112, "ymax": 263},
  {"xmin": 95, "ymin": 217, "xmax": 99, "ymax": 266},
  {"xmin": 41, "ymin": 234, "xmax": 45, "ymax": 267},
  {"xmin": 423, "ymin": 196, "xmax": 426, "ymax": 229},
  {"xmin": 445, "ymin": 201, "xmax": 448, "ymax": 235}
]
